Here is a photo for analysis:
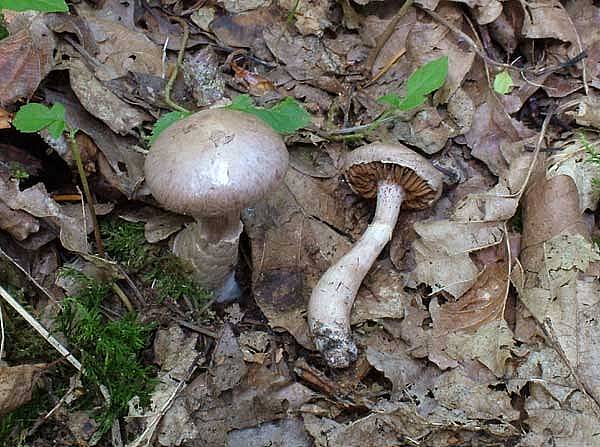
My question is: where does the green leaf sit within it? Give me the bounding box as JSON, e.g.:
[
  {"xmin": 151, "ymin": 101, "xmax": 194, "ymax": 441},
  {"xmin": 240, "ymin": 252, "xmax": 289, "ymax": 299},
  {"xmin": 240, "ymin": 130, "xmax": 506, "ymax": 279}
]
[
  {"xmin": 13, "ymin": 103, "xmax": 66, "ymax": 138},
  {"xmin": 226, "ymin": 95, "xmax": 311, "ymax": 134},
  {"xmin": 0, "ymin": 0, "xmax": 69, "ymax": 12},
  {"xmin": 149, "ymin": 110, "xmax": 191, "ymax": 145},
  {"xmin": 399, "ymin": 94, "xmax": 426, "ymax": 111},
  {"xmin": 493, "ymin": 70, "xmax": 514, "ymax": 95},
  {"xmin": 377, "ymin": 93, "xmax": 403, "ymax": 109},
  {"xmin": 405, "ymin": 56, "xmax": 449, "ymax": 99}
]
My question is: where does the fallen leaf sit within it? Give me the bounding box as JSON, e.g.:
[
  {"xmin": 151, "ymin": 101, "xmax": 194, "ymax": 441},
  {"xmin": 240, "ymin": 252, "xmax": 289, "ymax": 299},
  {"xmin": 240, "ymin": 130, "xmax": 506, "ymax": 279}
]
[
  {"xmin": 69, "ymin": 59, "xmax": 151, "ymax": 135},
  {"xmin": 0, "ymin": 108, "xmax": 11, "ymax": 128},
  {"xmin": 520, "ymin": 0, "xmax": 577, "ymax": 43},
  {"xmin": 0, "ymin": 15, "xmax": 54, "ymax": 106},
  {"xmin": 209, "ymin": 324, "xmax": 248, "ymax": 395},
  {"xmin": 366, "ymin": 331, "xmax": 428, "ymax": 392},
  {"xmin": 228, "ymin": 417, "xmax": 312, "ymax": 447},
  {"xmin": 0, "ymin": 363, "xmax": 46, "ymax": 415}
]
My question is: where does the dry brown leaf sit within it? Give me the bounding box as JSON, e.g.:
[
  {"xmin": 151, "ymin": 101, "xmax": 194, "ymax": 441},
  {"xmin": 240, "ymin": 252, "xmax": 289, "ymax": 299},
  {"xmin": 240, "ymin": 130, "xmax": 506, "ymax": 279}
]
[
  {"xmin": 509, "ymin": 347, "xmax": 600, "ymax": 447},
  {"xmin": 0, "ymin": 108, "xmax": 11, "ymax": 129},
  {"xmin": 69, "ymin": 59, "xmax": 151, "ymax": 135},
  {"xmin": 431, "ymin": 262, "xmax": 508, "ymax": 333},
  {"xmin": 278, "ymin": 0, "xmax": 333, "ymax": 36},
  {"xmin": 366, "ymin": 331, "xmax": 429, "ymax": 392},
  {"xmin": 228, "ymin": 417, "xmax": 312, "ymax": 447},
  {"xmin": 83, "ymin": 18, "xmax": 163, "ymax": 82},
  {"xmin": 0, "ymin": 363, "xmax": 46, "ymax": 415},
  {"xmin": 0, "ymin": 17, "xmax": 54, "ymax": 106},
  {"xmin": 433, "ymin": 367, "xmax": 519, "ymax": 421},
  {"xmin": 465, "ymin": 99, "xmax": 535, "ymax": 175},
  {"xmin": 158, "ymin": 361, "xmax": 314, "ymax": 446},
  {"xmin": 520, "ymin": 0, "xmax": 577, "ymax": 43},
  {"xmin": 209, "ymin": 324, "xmax": 248, "ymax": 395},
  {"xmin": 0, "ymin": 199, "xmax": 40, "ymax": 241},
  {"xmin": 210, "ymin": 7, "xmax": 277, "ymax": 61},
  {"xmin": 515, "ymin": 170, "xmax": 600, "ymax": 405},
  {"xmin": 0, "ymin": 168, "xmax": 89, "ymax": 253}
]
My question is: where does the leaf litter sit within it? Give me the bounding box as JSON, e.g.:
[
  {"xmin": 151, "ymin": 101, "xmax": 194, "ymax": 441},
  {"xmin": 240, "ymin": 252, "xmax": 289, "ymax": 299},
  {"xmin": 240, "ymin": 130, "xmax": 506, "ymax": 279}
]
[{"xmin": 2, "ymin": 0, "xmax": 600, "ymax": 445}]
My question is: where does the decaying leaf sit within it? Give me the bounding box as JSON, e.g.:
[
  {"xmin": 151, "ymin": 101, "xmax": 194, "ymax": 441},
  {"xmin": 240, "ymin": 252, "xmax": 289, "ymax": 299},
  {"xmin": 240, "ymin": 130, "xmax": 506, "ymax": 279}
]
[
  {"xmin": 158, "ymin": 361, "xmax": 314, "ymax": 446},
  {"xmin": 445, "ymin": 319, "xmax": 515, "ymax": 377},
  {"xmin": 69, "ymin": 59, "xmax": 151, "ymax": 135},
  {"xmin": 209, "ymin": 324, "xmax": 248, "ymax": 395},
  {"xmin": 0, "ymin": 363, "xmax": 46, "ymax": 415},
  {"xmin": 520, "ymin": 0, "xmax": 577, "ymax": 43},
  {"xmin": 0, "ymin": 15, "xmax": 55, "ymax": 106},
  {"xmin": 412, "ymin": 220, "xmax": 504, "ymax": 297}
]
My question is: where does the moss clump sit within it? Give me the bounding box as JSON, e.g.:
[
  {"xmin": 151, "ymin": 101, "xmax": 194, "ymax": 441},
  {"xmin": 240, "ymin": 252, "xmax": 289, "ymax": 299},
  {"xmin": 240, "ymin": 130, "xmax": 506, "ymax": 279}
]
[
  {"xmin": 55, "ymin": 270, "xmax": 155, "ymax": 435},
  {"xmin": 100, "ymin": 218, "xmax": 212, "ymax": 304}
]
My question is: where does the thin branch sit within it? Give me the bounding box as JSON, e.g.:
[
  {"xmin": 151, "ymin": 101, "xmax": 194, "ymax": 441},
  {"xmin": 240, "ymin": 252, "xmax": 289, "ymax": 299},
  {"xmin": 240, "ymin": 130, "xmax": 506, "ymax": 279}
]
[
  {"xmin": 164, "ymin": 17, "xmax": 190, "ymax": 113},
  {"xmin": 66, "ymin": 129, "xmax": 105, "ymax": 257},
  {"xmin": 0, "ymin": 284, "xmax": 81, "ymax": 370},
  {"xmin": 366, "ymin": 0, "xmax": 414, "ymax": 75}
]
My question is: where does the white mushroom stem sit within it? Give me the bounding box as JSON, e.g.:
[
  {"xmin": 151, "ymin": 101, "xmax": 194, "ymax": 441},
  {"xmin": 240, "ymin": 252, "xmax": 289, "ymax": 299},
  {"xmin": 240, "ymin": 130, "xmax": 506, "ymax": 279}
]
[
  {"xmin": 172, "ymin": 212, "xmax": 243, "ymax": 302},
  {"xmin": 308, "ymin": 181, "xmax": 405, "ymax": 368}
]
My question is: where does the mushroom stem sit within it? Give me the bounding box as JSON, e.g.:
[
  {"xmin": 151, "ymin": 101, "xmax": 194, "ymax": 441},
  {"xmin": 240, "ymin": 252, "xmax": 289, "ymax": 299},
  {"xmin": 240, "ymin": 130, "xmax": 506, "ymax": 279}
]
[
  {"xmin": 172, "ymin": 212, "xmax": 243, "ymax": 301},
  {"xmin": 308, "ymin": 181, "xmax": 405, "ymax": 368}
]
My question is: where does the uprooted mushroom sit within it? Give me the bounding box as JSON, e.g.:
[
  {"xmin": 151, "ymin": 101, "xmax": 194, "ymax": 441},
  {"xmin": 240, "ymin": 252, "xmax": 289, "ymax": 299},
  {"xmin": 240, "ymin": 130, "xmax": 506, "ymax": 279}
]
[
  {"xmin": 144, "ymin": 108, "xmax": 288, "ymax": 301},
  {"xmin": 308, "ymin": 142, "xmax": 444, "ymax": 368}
]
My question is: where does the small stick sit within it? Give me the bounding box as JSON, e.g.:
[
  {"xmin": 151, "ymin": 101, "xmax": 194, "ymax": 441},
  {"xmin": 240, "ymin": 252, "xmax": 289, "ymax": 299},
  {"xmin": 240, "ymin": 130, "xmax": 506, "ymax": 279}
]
[
  {"xmin": 0, "ymin": 284, "xmax": 81, "ymax": 370},
  {"xmin": 0, "ymin": 247, "xmax": 58, "ymax": 304},
  {"xmin": 364, "ymin": 47, "xmax": 407, "ymax": 87},
  {"xmin": 365, "ymin": 0, "xmax": 414, "ymax": 75},
  {"xmin": 164, "ymin": 16, "xmax": 190, "ymax": 113},
  {"xmin": 66, "ymin": 129, "xmax": 105, "ymax": 258}
]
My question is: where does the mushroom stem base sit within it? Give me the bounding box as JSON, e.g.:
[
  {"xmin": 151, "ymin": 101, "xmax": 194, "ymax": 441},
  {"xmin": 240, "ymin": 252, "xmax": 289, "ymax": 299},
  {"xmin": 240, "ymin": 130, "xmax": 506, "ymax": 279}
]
[
  {"xmin": 172, "ymin": 218, "xmax": 243, "ymax": 294},
  {"xmin": 308, "ymin": 181, "xmax": 405, "ymax": 368}
]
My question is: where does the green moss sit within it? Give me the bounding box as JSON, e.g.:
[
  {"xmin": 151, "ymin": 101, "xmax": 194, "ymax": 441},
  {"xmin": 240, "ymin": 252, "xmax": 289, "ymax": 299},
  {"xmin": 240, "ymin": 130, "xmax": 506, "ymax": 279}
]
[
  {"xmin": 55, "ymin": 271, "xmax": 156, "ymax": 435},
  {"xmin": 100, "ymin": 218, "xmax": 212, "ymax": 304},
  {"xmin": 101, "ymin": 219, "xmax": 151, "ymax": 271}
]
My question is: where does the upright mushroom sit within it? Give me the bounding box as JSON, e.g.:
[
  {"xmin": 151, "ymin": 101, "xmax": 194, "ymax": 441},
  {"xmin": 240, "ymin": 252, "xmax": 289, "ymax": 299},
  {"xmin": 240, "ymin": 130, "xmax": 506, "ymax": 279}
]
[
  {"xmin": 308, "ymin": 142, "xmax": 443, "ymax": 368},
  {"xmin": 144, "ymin": 108, "xmax": 288, "ymax": 300}
]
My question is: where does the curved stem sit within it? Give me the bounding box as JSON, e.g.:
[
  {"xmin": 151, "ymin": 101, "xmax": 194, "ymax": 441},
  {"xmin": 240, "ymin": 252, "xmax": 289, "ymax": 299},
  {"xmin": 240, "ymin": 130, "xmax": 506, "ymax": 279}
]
[{"xmin": 308, "ymin": 181, "xmax": 405, "ymax": 368}]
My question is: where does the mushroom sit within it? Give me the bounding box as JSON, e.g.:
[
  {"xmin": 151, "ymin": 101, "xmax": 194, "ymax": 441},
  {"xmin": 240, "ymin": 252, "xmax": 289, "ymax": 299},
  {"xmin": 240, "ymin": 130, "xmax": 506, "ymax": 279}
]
[
  {"xmin": 144, "ymin": 108, "xmax": 288, "ymax": 300},
  {"xmin": 307, "ymin": 142, "xmax": 443, "ymax": 368}
]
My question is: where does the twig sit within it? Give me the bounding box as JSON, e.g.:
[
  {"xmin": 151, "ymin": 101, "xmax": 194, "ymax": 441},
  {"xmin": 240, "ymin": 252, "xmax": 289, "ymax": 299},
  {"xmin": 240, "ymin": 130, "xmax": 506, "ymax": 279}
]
[
  {"xmin": 541, "ymin": 318, "xmax": 600, "ymax": 418},
  {"xmin": 0, "ymin": 302, "xmax": 4, "ymax": 361},
  {"xmin": 111, "ymin": 283, "xmax": 134, "ymax": 313},
  {"xmin": 0, "ymin": 284, "xmax": 81, "ymax": 370},
  {"xmin": 26, "ymin": 374, "xmax": 81, "ymax": 438},
  {"xmin": 127, "ymin": 353, "xmax": 204, "ymax": 447},
  {"xmin": 176, "ymin": 319, "xmax": 218, "ymax": 338},
  {"xmin": 66, "ymin": 129, "xmax": 105, "ymax": 257},
  {"xmin": 0, "ymin": 247, "xmax": 58, "ymax": 304},
  {"xmin": 364, "ymin": 47, "xmax": 407, "ymax": 87},
  {"xmin": 164, "ymin": 16, "xmax": 190, "ymax": 113},
  {"xmin": 365, "ymin": 0, "xmax": 414, "ymax": 75}
]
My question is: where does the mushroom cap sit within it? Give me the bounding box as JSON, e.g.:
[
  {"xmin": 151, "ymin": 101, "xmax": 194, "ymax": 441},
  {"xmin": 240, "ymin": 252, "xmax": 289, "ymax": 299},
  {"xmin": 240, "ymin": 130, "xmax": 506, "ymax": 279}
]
[
  {"xmin": 343, "ymin": 142, "xmax": 443, "ymax": 209},
  {"xmin": 144, "ymin": 108, "xmax": 288, "ymax": 217}
]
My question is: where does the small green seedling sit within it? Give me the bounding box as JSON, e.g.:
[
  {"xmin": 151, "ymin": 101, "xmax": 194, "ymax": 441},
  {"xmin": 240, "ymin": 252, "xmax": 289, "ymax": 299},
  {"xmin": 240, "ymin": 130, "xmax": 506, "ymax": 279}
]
[
  {"xmin": 13, "ymin": 103, "xmax": 67, "ymax": 138},
  {"xmin": 226, "ymin": 95, "xmax": 311, "ymax": 134},
  {"xmin": 378, "ymin": 56, "xmax": 449, "ymax": 111},
  {"xmin": 582, "ymin": 133, "xmax": 600, "ymax": 190},
  {"xmin": 0, "ymin": 0, "xmax": 68, "ymax": 12},
  {"xmin": 493, "ymin": 70, "xmax": 515, "ymax": 95},
  {"xmin": 150, "ymin": 95, "xmax": 311, "ymax": 143},
  {"xmin": 0, "ymin": 13, "xmax": 7, "ymax": 40}
]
